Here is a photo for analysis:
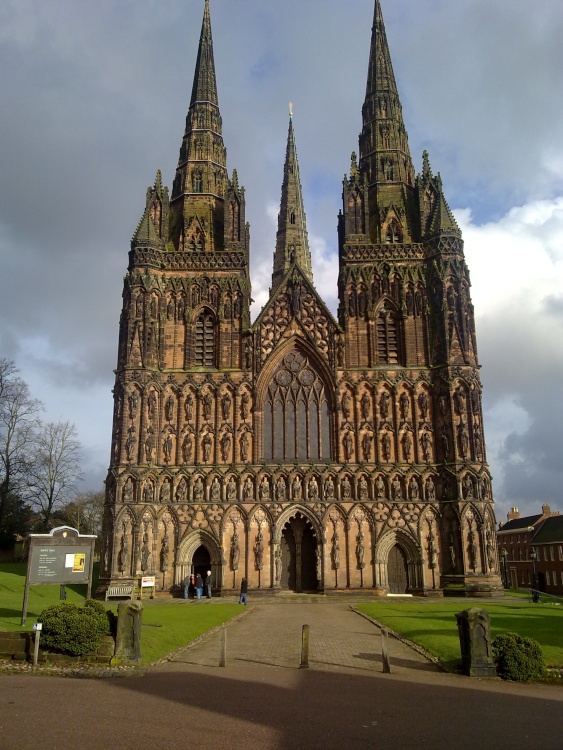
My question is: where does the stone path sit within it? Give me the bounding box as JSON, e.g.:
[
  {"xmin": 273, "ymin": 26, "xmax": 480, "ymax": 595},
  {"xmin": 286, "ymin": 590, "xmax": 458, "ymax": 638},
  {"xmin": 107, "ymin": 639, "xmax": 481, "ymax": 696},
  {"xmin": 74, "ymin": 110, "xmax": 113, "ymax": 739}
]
[{"xmin": 168, "ymin": 596, "xmax": 437, "ymax": 674}]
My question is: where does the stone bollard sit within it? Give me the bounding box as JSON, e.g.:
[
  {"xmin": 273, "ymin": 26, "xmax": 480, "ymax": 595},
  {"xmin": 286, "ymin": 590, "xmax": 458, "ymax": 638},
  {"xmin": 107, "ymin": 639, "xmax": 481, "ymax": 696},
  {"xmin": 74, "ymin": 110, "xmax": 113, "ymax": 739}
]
[
  {"xmin": 381, "ymin": 627, "xmax": 391, "ymax": 674},
  {"xmin": 300, "ymin": 624, "xmax": 310, "ymax": 669},
  {"xmin": 112, "ymin": 600, "xmax": 143, "ymax": 666},
  {"xmin": 455, "ymin": 607, "xmax": 497, "ymax": 678}
]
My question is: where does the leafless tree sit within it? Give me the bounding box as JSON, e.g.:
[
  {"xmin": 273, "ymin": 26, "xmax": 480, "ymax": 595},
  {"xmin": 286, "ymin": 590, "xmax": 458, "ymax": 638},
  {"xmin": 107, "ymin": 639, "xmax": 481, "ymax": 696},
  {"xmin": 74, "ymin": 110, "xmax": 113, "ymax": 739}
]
[
  {"xmin": 0, "ymin": 358, "xmax": 43, "ymax": 536},
  {"xmin": 28, "ymin": 421, "xmax": 83, "ymax": 530},
  {"xmin": 57, "ymin": 490, "xmax": 104, "ymax": 537}
]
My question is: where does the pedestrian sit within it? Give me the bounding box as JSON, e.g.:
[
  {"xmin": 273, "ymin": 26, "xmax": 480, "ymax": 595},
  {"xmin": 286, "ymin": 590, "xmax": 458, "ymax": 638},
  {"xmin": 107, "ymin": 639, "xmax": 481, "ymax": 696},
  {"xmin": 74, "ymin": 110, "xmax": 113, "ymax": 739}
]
[
  {"xmin": 195, "ymin": 573, "xmax": 203, "ymax": 600},
  {"xmin": 182, "ymin": 574, "xmax": 190, "ymax": 600},
  {"xmin": 239, "ymin": 576, "xmax": 248, "ymax": 605},
  {"xmin": 190, "ymin": 573, "xmax": 195, "ymax": 599},
  {"xmin": 205, "ymin": 569, "xmax": 212, "ymax": 599}
]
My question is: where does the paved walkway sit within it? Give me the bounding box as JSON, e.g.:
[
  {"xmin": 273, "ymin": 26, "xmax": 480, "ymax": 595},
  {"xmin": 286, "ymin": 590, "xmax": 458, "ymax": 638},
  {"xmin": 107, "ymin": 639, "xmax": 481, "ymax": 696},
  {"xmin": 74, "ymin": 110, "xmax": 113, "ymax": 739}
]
[{"xmin": 169, "ymin": 597, "xmax": 436, "ymax": 674}]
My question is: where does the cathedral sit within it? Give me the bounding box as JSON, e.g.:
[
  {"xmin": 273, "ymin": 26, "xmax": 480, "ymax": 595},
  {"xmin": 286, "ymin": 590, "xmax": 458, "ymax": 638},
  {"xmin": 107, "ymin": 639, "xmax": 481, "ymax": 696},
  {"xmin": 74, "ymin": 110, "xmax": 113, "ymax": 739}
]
[{"xmin": 99, "ymin": 0, "xmax": 503, "ymax": 597}]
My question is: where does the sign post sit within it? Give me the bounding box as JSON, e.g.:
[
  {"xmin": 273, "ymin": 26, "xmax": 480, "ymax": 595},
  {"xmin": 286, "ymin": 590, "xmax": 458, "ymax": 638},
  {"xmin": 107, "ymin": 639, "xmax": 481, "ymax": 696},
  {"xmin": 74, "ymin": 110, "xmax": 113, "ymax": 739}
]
[{"xmin": 21, "ymin": 526, "xmax": 96, "ymax": 626}]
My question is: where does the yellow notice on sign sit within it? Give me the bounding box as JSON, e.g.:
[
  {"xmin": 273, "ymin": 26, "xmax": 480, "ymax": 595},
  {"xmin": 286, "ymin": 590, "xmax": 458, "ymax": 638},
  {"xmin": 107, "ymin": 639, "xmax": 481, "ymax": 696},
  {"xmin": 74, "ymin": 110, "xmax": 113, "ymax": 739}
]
[{"xmin": 72, "ymin": 554, "xmax": 85, "ymax": 572}]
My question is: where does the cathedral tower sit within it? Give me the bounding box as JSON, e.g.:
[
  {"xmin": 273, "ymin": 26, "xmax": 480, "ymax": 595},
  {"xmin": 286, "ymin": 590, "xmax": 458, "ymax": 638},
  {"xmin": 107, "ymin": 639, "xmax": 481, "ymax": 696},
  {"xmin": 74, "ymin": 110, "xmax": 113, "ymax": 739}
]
[{"xmin": 100, "ymin": 0, "xmax": 501, "ymax": 598}]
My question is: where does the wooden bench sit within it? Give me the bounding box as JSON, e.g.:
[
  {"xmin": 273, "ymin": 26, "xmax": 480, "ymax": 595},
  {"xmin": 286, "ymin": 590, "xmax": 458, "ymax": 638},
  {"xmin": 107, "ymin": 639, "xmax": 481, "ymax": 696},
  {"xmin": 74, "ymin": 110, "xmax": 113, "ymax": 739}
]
[{"xmin": 105, "ymin": 584, "xmax": 134, "ymax": 601}]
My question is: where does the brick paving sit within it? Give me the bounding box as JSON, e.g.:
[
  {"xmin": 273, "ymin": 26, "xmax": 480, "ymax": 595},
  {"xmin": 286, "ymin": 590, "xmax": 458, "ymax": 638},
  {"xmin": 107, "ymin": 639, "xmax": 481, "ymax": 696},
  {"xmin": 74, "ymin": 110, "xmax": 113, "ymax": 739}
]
[{"xmin": 168, "ymin": 596, "xmax": 437, "ymax": 674}]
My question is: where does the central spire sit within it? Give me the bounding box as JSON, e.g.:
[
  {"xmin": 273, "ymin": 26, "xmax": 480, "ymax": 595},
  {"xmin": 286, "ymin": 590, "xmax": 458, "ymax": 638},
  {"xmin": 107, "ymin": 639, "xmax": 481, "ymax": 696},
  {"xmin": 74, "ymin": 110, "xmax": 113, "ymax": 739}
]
[
  {"xmin": 190, "ymin": 0, "xmax": 218, "ymax": 107},
  {"xmin": 271, "ymin": 111, "xmax": 313, "ymax": 291}
]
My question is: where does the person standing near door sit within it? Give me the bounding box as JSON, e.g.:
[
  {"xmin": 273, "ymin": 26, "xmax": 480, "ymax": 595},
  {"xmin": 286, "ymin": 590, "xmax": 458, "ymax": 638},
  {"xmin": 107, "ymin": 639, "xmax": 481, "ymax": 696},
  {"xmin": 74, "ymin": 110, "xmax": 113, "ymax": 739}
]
[
  {"xmin": 205, "ymin": 570, "xmax": 212, "ymax": 599},
  {"xmin": 239, "ymin": 576, "xmax": 248, "ymax": 605},
  {"xmin": 195, "ymin": 573, "xmax": 204, "ymax": 600}
]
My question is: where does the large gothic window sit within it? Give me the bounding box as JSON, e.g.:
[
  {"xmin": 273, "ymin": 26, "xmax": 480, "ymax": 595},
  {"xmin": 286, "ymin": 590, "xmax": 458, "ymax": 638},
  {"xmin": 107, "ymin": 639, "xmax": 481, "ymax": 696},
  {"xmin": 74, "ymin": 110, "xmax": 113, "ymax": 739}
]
[
  {"xmin": 195, "ymin": 312, "xmax": 215, "ymax": 367},
  {"xmin": 263, "ymin": 350, "xmax": 331, "ymax": 462}
]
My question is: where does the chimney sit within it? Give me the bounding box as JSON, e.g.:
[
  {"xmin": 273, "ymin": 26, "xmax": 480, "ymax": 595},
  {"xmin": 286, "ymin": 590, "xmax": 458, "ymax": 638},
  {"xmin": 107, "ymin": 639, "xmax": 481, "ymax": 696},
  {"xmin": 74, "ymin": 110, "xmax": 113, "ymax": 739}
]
[
  {"xmin": 507, "ymin": 507, "xmax": 520, "ymax": 521},
  {"xmin": 542, "ymin": 503, "xmax": 552, "ymax": 517}
]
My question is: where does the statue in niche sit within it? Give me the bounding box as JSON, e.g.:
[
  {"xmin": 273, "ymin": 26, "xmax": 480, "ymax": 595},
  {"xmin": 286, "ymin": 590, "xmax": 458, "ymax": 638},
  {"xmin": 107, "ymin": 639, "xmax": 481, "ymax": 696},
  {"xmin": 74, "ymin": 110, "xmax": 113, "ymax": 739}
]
[
  {"xmin": 244, "ymin": 337, "xmax": 253, "ymax": 369},
  {"xmin": 426, "ymin": 476, "xmax": 436, "ymax": 501},
  {"xmin": 420, "ymin": 431, "xmax": 432, "ymax": 463},
  {"xmin": 254, "ymin": 531, "xmax": 264, "ymax": 570},
  {"xmin": 356, "ymin": 531, "xmax": 365, "ymax": 569},
  {"xmin": 486, "ymin": 527, "xmax": 496, "ymax": 571},
  {"xmin": 341, "ymin": 392, "xmax": 351, "ymax": 421},
  {"xmin": 117, "ymin": 533, "xmax": 129, "ymax": 574},
  {"xmin": 316, "ymin": 547, "xmax": 322, "ymax": 582},
  {"xmin": 182, "ymin": 433, "xmax": 193, "ymax": 463},
  {"xmin": 147, "ymin": 391, "xmax": 157, "ymax": 419},
  {"xmin": 439, "ymin": 394, "xmax": 448, "ymax": 418},
  {"xmin": 376, "ymin": 475, "xmax": 385, "ymax": 499},
  {"xmin": 336, "ymin": 336, "xmax": 345, "ymax": 367},
  {"xmin": 143, "ymin": 482, "xmax": 153, "ymax": 504},
  {"xmin": 275, "ymin": 546, "xmax": 282, "ymax": 583},
  {"xmin": 406, "ymin": 288, "xmax": 414, "ymax": 316},
  {"xmin": 470, "ymin": 386, "xmax": 481, "ymax": 415},
  {"xmin": 382, "ymin": 432, "xmax": 392, "ymax": 462},
  {"xmin": 240, "ymin": 391, "xmax": 250, "ymax": 421},
  {"xmin": 441, "ymin": 426, "xmax": 450, "ymax": 459},
  {"xmin": 240, "ymin": 432, "xmax": 250, "ymax": 462},
  {"xmin": 259, "ymin": 477, "xmax": 270, "ymax": 502},
  {"xmin": 211, "ymin": 479, "xmax": 221, "ymax": 502},
  {"xmin": 221, "ymin": 393, "xmax": 232, "ymax": 422},
  {"xmin": 468, "ymin": 526, "xmax": 478, "ymax": 572},
  {"xmin": 474, "ymin": 425, "xmax": 483, "ymax": 459},
  {"xmin": 165, "ymin": 395, "xmax": 174, "ymax": 422},
  {"xmin": 230, "ymin": 531, "xmax": 240, "ymax": 571},
  {"xmin": 361, "ymin": 432, "xmax": 373, "ymax": 462},
  {"xmin": 129, "ymin": 393, "xmax": 139, "ymax": 419},
  {"xmin": 193, "ymin": 476, "xmax": 204, "ymax": 502},
  {"xmin": 343, "ymin": 432, "xmax": 354, "ymax": 461},
  {"xmin": 184, "ymin": 394, "xmax": 194, "ymax": 422},
  {"xmin": 167, "ymin": 298, "xmax": 175, "ymax": 320},
  {"xmin": 400, "ymin": 392, "xmax": 410, "ymax": 421},
  {"xmin": 160, "ymin": 533, "xmax": 170, "ymax": 573},
  {"xmin": 126, "ymin": 427, "xmax": 137, "ymax": 462},
  {"xmin": 123, "ymin": 478, "xmax": 134, "ymax": 503},
  {"xmin": 141, "ymin": 532, "xmax": 150, "ymax": 572},
  {"xmin": 341, "ymin": 475, "xmax": 352, "ymax": 500},
  {"xmin": 276, "ymin": 477, "xmax": 286, "ymax": 502},
  {"xmin": 243, "ymin": 478, "xmax": 253, "ymax": 502},
  {"xmin": 308, "ymin": 477, "xmax": 319, "ymax": 501},
  {"xmin": 220, "ymin": 432, "xmax": 231, "ymax": 463},
  {"xmin": 379, "ymin": 391, "xmax": 390, "ymax": 421},
  {"xmin": 324, "ymin": 477, "xmax": 335, "ymax": 502},
  {"xmin": 454, "ymin": 388, "xmax": 466, "ymax": 415},
  {"xmin": 402, "ymin": 431, "xmax": 412, "ymax": 462},
  {"xmin": 144, "ymin": 431, "xmax": 155, "ymax": 463},
  {"xmin": 292, "ymin": 476, "xmax": 303, "ymax": 502},
  {"xmin": 202, "ymin": 393, "xmax": 213, "ymax": 421},
  {"xmin": 332, "ymin": 532, "xmax": 340, "ymax": 570},
  {"xmin": 392, "ymin": 476, "xmax": 402, "ymax": 501},
  {"xmin": 360, "ymin": 392, "xmax": 371, "ymax": 422},
  {"xmin": 408, "ymin": 476, "xmax": 419, "ymax": 501},
  {"xmin": 359, "ymin": 475, "xmax": 369, "ymax": 501},
  {"xmin": 418, "ymin": 392, "xmax": 429, "ymax": 421},
  {"xmin": 160, "ymin": 482, "xmax": 170, "ymax": 504},
  {"xmin": 458, "ymin": 421, "xmax": 469, "ymax": 458},
  {"xmin": 202, "ymin": 433, "xmax": 212, "ymax": 463},
  {"xmin": 463, "ymin": 474, "xmax": 473, "ymax": 499},
  {"xmin": 427, "ymin": 528, "xmax": 438, "ymax": 570},
  {"xmin": 223, "ymin": 476, "xmax": 236, "ymax": 502},
  {"xmin": 449, "ymin": 533, "xmax": 457, "ymax": 571},
  {"xmin": 176, "ymin": 480, "xmax": 187, "ymax": 504},
  {"xmin": 163, "ymin": 434, "xmax": 173, "ymax": 463},
  {"xmin": 135, "ymin": 297, "xmax": 143, "ymax": 318}
]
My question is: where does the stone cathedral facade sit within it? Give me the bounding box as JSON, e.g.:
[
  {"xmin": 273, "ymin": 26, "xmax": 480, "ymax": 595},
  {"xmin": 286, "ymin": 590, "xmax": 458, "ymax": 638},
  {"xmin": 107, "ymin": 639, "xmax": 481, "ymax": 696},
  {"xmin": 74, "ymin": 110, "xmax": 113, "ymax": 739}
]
[{"xmin": 99, "ymin": 0, "xmax": 503, "ymax": 597}]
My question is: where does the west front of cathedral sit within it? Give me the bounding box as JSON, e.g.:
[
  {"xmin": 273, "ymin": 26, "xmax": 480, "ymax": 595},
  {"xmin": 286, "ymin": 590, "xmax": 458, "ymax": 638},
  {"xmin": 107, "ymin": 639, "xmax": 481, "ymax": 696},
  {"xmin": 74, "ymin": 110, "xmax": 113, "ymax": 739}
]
[{"xmin": 99, "ymin": 0, "xmax": 503, "ymax": 597}]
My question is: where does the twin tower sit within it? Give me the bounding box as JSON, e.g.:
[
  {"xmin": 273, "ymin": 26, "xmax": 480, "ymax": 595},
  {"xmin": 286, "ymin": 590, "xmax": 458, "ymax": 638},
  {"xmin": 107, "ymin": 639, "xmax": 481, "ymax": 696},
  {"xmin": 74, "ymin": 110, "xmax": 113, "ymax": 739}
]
[{"xmin": 99, "ymin": 0, "xmax": 502, "ymax": 597}]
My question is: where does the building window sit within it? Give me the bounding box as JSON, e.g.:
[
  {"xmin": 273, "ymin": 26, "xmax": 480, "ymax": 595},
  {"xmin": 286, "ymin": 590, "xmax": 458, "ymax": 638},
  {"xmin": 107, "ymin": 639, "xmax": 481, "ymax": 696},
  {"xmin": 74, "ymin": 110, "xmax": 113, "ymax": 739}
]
[
  {"xmin": 559, "ymin": 545, "xmax": 563, "ymax": 561},
  {"xmin": 290, "ymin": 212, "xmax": 296, "ymax": 225},
  {"xmin": 546, "ymin": 571, "xmax": 551, "ymax": 586},
  {"xmin": 376, "ymin": 307, "xmax": 400, "ymax": 364},
  {"xmin": 195, "ymin": 312, "xmax": 215, "ymax": 367},
  {"xmin": 550, "ymin": 546, "xmax": 555, "ymax": 561},
  {"xmin": 263, "ymin": 349, "xmax": 331, "ymax": 462},
  {"xmin": 544, "ymin": 547, "xmax": 548, "ymax": 562}
]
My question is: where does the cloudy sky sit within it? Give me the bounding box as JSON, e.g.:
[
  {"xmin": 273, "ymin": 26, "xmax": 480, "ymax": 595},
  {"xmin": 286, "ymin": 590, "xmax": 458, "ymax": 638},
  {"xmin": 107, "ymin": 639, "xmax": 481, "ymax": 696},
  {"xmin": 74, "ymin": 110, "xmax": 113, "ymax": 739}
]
[{"xmin": 1, "ymin": 0, "xmax": 562, "ymax": 523}]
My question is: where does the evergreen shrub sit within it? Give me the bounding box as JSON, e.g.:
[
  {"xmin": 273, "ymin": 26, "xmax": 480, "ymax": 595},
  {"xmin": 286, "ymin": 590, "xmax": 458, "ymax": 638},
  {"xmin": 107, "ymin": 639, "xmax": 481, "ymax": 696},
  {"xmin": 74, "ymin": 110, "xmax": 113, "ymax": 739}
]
[
  {"xmin": 492, "ymin": 632, "xmax": 545, "ymax": 681},
  {"xmin": 39, "ymin": 599, "xmax": 113, "ymax": 656}
]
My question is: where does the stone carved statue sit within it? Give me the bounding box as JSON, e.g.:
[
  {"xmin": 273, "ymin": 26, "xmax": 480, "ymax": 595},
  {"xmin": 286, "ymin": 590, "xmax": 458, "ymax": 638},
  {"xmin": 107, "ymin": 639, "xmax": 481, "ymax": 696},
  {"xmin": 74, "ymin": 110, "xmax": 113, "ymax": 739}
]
[
  {"xmin": 202, "ymin": 393, "xmax": 213, "ymax": 421},
  {"xmin": 341, "ymin": 392, "xmax": 351, "ymax": 421},
  {"xmin": 276, "ymin": 477, "xmax": 286, "ymax": 501},
  {"xmin": 184, "ymin": 394, "xmax": 194, "ymax": 422},
  {"xmin": 240, "ymin": 432, "xmax": 249, "ymax": 462},
  {"xmin": 118, "ymin": 533, "xmax": 129, "ymax": 574},
  {"xmin": 361, "ymin": 432, "xmax": 372, "ymax": 461},
  {"xmin": 332, "ymin": 533, "xmax": 340, "ymax": 570},
  {"xmin": 163, "ymin": 434, "xmax": 173, "ymax": 463},
  {"xmin": 165, "ymin": 395, "xmax": 174, "ymax": 422},
  {"xmin": 227, "ymin": 476, "xmax": 237, "ymax": 502},
  {"xmin": 230, "ymin": 532, "xmax": 240, "ymax": 571},
  {"xmin": 160, "ymin": 533, "xmax": 170, "ymax": 573},
  {"xmin": 418, "ymin": 392, "xmax": 429, "ymax": 420},
  {"xmin": 123, "ymin": 478, "xmax": 134, "ymax": 503},
  {"xmin": 221, "ymin": 393, "xmax": 231, "ymax": 422},
  {"xmin": 382, "ymin": 432, "xmax": 392, "ymax": 462},
  {"xmin": 259, "ymin": 477, "xmax": 270, "ymax": 502},
  {"xmin": 176, "ymin": 479, "xmax": 187, "ymax": 504},
  {"xmin": 356, "ymin": 532, "xmax": 365, "ymax": 569},
  {"xmin": 360, "ymin": 392, "xmax": 371, "ymax": 421},
  {"xmin": 343, "ymin": 432, "xmax": 353, "ymax": 461},
  {"xmin": 202, "ymin": 433, "xmax": 212, "ymax": 462},
  {"xmin": 182, "ymin": 433, "xmax": 193, "ymax": 463},
  {"xmin": 240, "ymin": 391, "xmax": 250, "ymax": 421},
  {"xmin": 308, "ymin": 476, "xmax": 319, "ymax": 501},
  {"xmin": 140, "ymin": 532, "xmax": 150, "ymax": 572},
  {"xmin": 254, "ymin": 532, "xmax": 264, "ymax": 571},
  {"xmin": 220, "ymin": 432, "xmax": 231, "ymax": 462},
  {"xmin": 193, "ymin": 477, "xmax": 204, "ymax": 502},
  {"xmin": 379, "ymin": 391, "xmax": 390, "ymax": 420},
  {"xmin": 341, "ymin": 475, "xmax": 352, "ymax": 500},
  {"xmin": 376, "ymin": 475, "xmax": 385, "ymax": 499},
  {"xmin": 324, "ymin": 477, "xmax": 335, "ymax": 502}
]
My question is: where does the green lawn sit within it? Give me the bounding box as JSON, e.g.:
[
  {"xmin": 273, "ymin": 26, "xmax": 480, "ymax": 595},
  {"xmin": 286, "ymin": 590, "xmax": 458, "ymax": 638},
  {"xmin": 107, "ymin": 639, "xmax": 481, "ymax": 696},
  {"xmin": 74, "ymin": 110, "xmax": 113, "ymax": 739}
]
[
  {"xmin": 0, "ymin": 562, "xmax": 242, "ymax": 665},
  {"xmin": 356, "ymin": 598, "xmax": 563, "ymax": 671}
]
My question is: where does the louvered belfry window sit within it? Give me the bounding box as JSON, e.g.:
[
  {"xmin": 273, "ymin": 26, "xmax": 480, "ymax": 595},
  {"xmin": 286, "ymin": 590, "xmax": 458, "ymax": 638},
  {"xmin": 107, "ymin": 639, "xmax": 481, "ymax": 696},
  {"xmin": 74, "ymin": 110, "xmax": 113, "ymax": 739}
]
[
  {"xmin": 377, "ymin": 307, "xmax": 399, "ymax": 364},
  {"xmin": 195, "ymin": 312, "xmax": 215, "ymax": 367}
]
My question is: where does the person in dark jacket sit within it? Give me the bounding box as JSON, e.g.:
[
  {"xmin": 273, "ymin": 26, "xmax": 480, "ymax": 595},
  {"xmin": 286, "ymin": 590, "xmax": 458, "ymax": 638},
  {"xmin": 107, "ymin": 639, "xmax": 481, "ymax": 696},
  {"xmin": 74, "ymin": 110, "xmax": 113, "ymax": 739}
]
[
  {"xmin": 195, "ymin": 573, "xmax": 203, "ymax": 600},
  {"xmin": 182, "ymin": 575, "xmax": 190, "ymax": 600},
  {"xmin": 239, "ymin": 576, "xmax": 248, "ymax": 605},
  {"xmin": 205, "ymin": 570, "xmax": 212, "ymax": 599}
]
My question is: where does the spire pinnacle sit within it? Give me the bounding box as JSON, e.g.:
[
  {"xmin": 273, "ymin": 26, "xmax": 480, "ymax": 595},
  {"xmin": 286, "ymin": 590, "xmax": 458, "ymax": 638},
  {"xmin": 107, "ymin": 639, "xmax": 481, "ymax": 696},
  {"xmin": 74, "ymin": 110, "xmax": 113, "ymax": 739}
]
[
  {"xmin": 271, "ymin": 114, "xmax": 313, "ymax": 290},
  {"xmin": 191, "ymin": 0, "xmax": 218, "ymax": 106}
]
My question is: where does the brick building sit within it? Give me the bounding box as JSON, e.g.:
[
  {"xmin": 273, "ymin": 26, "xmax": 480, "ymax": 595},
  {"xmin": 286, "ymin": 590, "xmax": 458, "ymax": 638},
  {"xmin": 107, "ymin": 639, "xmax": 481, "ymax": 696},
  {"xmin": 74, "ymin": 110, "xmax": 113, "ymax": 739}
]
[
  {"xmin": 497, "ymin": 505, "xmax": 563, "ymax": 594},
  {"xmin": 98, "ymin": 0, "xmax": 502, "ymax": 597}
]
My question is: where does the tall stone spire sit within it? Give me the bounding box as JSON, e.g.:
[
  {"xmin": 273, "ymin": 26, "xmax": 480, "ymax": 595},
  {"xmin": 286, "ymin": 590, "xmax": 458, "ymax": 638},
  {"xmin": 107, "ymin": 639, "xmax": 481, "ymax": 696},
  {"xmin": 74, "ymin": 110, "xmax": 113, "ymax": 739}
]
[
  {"xmin": 359, "ymin": 0, "xmax": 416, "ymax": 241},
  {"xmin": 271, "ymin": 110, "xmax": 313, "ymax": 291},
  {"xmin": 170, "ymin": 0, "xmax": 229, "ymax": 252}
]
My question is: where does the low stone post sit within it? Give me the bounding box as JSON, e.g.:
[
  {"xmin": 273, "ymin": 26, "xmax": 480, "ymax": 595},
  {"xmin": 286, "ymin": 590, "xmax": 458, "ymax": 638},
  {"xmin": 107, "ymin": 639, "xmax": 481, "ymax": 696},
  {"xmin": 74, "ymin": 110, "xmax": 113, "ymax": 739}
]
[
  {"xmin": 112, "ymin": 600, "xmax": 143, "ymax": 665},
  {"xmin": 381, "ymin": 627, "xmax": 391, "ymax": 674},
  {"xmin": 455, "ymin": 607, "xmax": 497, "ymax": 677},
  {"xmin": 300, "ymin": 624, "xmax": 310, "ymax": 669}
]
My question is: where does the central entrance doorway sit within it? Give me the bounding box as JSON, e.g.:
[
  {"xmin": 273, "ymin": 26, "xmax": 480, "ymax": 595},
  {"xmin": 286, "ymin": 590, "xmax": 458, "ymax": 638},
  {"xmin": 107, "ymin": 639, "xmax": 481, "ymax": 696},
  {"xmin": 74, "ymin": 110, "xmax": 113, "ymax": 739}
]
[
  {"xmin": 280, "ymin": 513, "xmax": 318, "ymax": 592},
  {"xmin": 388, "ymin": 544, "xmax": 408, "ymax": 593},
  {"xmin": 192, "ymin": 544, "xmax": 211, "ymax": 579}
]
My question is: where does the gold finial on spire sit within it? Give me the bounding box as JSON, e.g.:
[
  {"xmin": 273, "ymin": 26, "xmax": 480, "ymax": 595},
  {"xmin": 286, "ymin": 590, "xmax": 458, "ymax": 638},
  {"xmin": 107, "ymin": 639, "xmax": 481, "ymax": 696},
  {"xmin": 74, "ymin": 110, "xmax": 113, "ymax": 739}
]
[{"xmin": 289, "ymin": 101, "xmax": 293, "ymax": 119}]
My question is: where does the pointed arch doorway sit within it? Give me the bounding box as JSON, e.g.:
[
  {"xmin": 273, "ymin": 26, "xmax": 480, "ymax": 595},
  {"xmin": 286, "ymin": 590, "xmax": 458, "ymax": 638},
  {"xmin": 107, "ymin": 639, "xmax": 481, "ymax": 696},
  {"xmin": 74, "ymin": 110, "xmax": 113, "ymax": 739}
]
[
  {"xmin": 280, "ymin": 513, "xmax": 318, "ymax": 592},
  {"xmin": 192, "ymin": 544, "xmax": 211, "ymax": 579}
]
